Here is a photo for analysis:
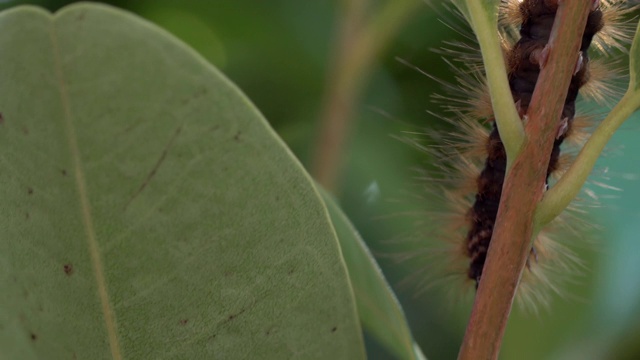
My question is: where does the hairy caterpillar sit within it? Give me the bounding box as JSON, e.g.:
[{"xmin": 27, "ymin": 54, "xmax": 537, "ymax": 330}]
[{"xmin": 408, "ymin": 0, "xmax": 638, "ymax": 309}]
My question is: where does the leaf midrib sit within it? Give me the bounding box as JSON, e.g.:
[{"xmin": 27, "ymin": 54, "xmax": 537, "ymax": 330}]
[{"xmin": 49, "ymin": 17, "xmax": 123, "ymax": 360}]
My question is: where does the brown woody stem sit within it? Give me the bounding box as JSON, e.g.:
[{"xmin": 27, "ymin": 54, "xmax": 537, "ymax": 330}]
[{"xmin": 457, "ymin": 1, "xmax": 592, "ymax": 359}]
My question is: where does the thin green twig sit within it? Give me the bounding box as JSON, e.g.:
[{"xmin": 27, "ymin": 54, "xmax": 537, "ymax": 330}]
[
  {"xmin": 464, "ymin": 0, "xmax": 524, "ymax": 169},
  {"xmin": 536, "ymin": 92, "xmax": 640, "ymax": 225},
  {"xmin": 536, "ymin": 19, "xmax": 640, "ymax": 226}
]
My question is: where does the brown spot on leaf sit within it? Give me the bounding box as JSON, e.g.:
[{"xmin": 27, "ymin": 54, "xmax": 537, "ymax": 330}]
[
  {"xmin": 63, "ymin": 263, "xmax": 74, "ymax": 276},
  {"xmin": 179, "ymin": 319, "xmax": 188, "ymax": 326},
  {"xmin": 0, "ymin": 112, "xmax": 4, "ymax": 125},
  {"xmin": 22, "ymin": 126, "xmax": 29, "ymax": 135},
  {"xmin": 331, "ymin": 326, "xmax": 337, "ymax": 333},
  {"xmin": 233, "ymin": 131, "xmax": 242, "ymax": 142},
  {"xmin": 222, "ymin": 308, "xmax": 247, "ymax": 325},
  {"xmin": 61, "ymin": 169, "xmax": 67, "ymax": 176},
  {"xmin": 125, "ymin": 126, "xmax": 182, "ymax": 209},
  {"xmin": 27, "ymin": 187, "xmax": 33, "ymax": 195},
  {"xmin": 30, "ymin": 333, "xmax": 37, "ymax": 341}
]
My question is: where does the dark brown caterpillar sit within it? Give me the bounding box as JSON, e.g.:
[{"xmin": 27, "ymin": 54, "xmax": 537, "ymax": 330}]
[
  {"xmin": 399, "ymin": 0, "xmax": 636, "ymax": 309},
  {"xmin": 465, "ymin": 0, "xmax": 604, "ymax": 287}
]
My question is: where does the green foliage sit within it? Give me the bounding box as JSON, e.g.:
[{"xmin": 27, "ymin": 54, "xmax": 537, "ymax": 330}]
[{"xmin": 0, "ymin": 4, "xmax": 365, "ymax": 358}]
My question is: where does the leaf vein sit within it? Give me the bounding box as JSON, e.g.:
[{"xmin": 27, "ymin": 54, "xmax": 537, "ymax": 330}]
[{"xmin": 49, "ymin": 21, "xmax": 123, "ymax": 360}]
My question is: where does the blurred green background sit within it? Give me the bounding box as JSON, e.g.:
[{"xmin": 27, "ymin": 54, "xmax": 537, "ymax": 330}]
[{"xmin": 3, "ymin": 1, "xmax": 640, "ymax": 359}]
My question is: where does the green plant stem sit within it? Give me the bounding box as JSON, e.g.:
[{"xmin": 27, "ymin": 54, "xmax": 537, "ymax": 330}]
[
  {"xmin": 536, "ymin": 92, "xmax": 640, "ymax": 225},
  {"xmin": 465, "ymin": 0, "xmax": 524, "ymax": 168},
  {"xmin": 536, "ymin": 18, "xmax": 640, "ymax": 226},
  {"xmin": 457, "ymin": 2, "xmax": 592, "ymax": 359},
  {"xmin": 311, "ymin": 0, "xmax": 421, "ymax": 192}
]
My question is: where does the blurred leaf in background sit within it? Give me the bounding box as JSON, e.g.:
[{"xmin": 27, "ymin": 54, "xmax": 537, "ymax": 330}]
[{"xmin": 3, "ymin": 0, "xmax": 640, "ymax": 359}]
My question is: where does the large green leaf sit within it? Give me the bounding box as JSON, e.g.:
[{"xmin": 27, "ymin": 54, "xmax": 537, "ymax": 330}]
[
  {"xmin": 318, "ymin": 189, "xmax": 426, "ymax": 360},
  {"xmin": 0, "ymin": 3, "xmax": 364, "ymax": 359}
]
